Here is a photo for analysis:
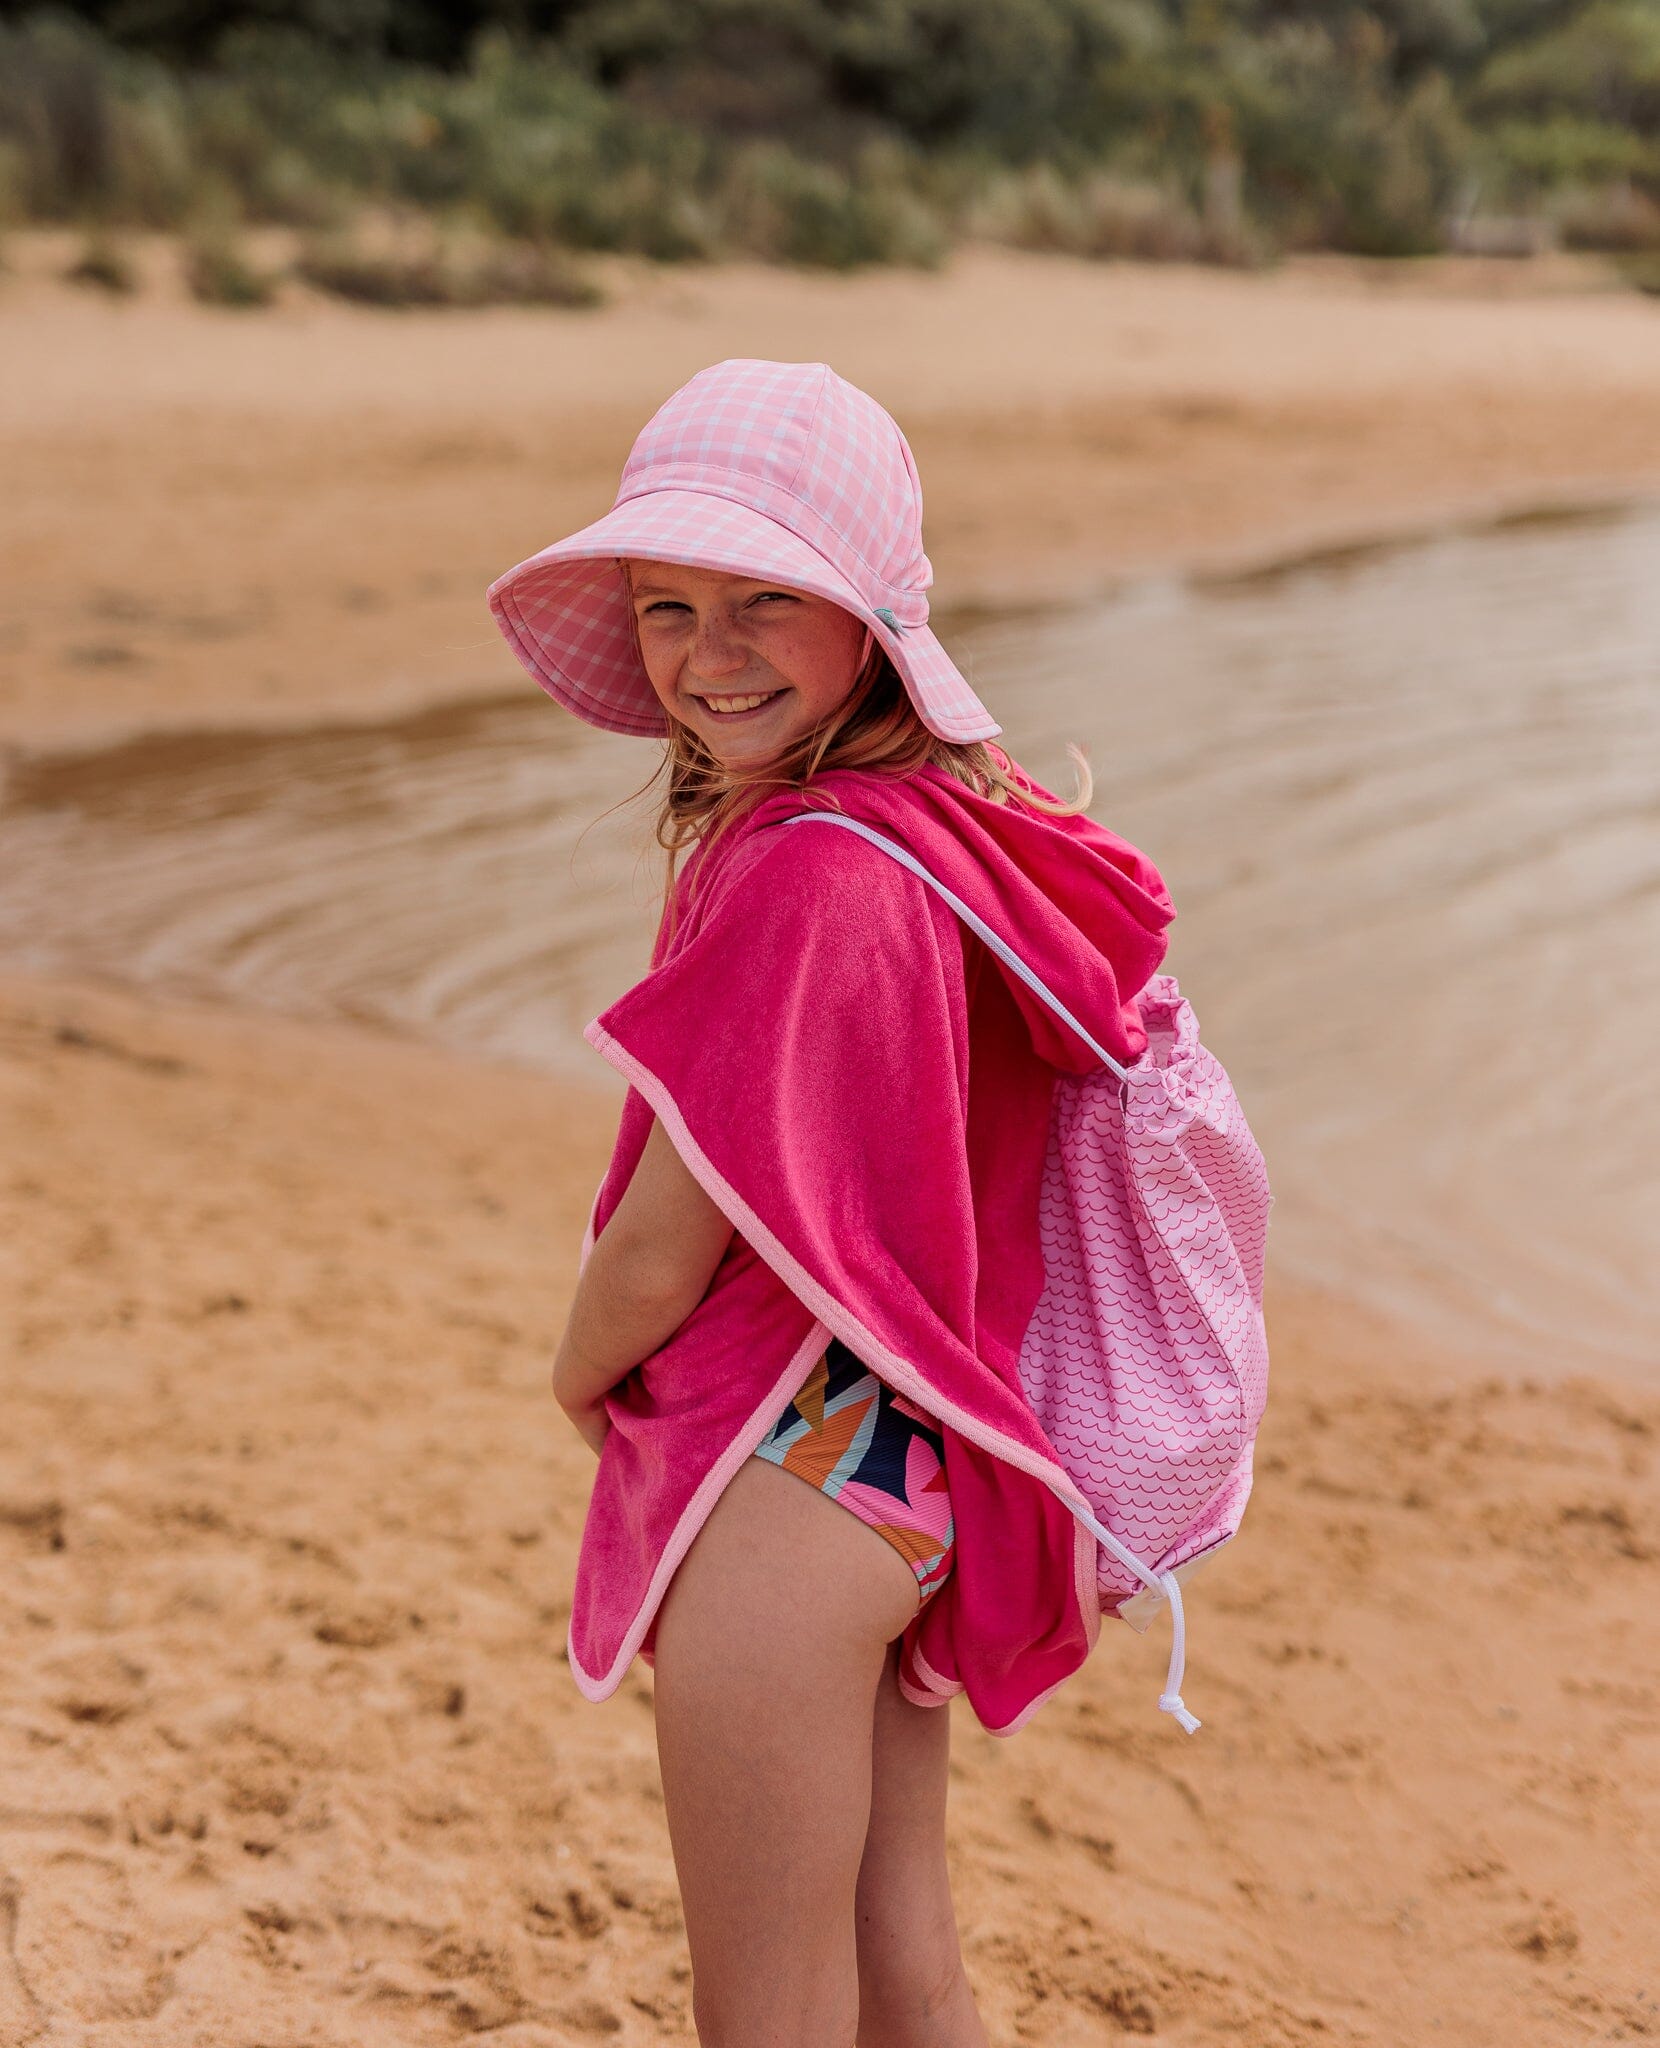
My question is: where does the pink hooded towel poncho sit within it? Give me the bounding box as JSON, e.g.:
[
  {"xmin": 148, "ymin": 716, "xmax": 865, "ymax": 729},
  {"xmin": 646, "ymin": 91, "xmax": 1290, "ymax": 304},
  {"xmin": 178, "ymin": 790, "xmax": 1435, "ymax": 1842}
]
[{"xmin": 571, "ymin": 759, "xmax": 1177, "ymax": 1734}]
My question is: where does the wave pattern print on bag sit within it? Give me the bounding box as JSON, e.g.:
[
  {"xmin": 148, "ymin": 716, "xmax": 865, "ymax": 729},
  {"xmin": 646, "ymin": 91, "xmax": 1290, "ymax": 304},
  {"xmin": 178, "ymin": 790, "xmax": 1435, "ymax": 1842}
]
[
  {"xmin": 1026, "ymin": 980, "xmax": 1272, "ymax": 1598},
  {"xmin": 782, "ymin": 811, "xmax": 1272, "ymax": 1735}
]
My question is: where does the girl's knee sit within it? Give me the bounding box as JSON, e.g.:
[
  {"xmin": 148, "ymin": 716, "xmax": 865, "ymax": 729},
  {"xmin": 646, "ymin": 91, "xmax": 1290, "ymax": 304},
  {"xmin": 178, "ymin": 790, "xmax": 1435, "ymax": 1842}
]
[
  {"xmin": 856, "ymin": 1938, "xmax": 979, "ymax": 2048},
  {"xmin": 692, "ymin": 1972, "xmax": 860, "ymax": 2048}
]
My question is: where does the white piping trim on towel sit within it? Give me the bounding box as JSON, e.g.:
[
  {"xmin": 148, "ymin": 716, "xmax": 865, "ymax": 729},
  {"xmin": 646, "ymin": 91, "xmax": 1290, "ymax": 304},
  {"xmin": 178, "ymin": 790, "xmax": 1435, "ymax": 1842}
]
[{"xmin": 899, "ymin": 1634, "xmax": 964, "ymax": 1712}]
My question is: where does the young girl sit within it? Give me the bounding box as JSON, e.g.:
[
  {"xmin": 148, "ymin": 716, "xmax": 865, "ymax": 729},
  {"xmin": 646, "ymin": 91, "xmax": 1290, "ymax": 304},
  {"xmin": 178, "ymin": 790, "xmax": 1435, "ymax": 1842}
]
[{"xmin": 487, "ymin": 359, "xmax": 1175, "ymax": 2047}]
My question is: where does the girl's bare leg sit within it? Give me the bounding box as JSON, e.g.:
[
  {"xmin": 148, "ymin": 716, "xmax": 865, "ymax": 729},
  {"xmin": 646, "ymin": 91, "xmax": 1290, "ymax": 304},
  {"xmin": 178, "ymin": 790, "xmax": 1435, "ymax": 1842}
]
[
  {"xmin": 652, "ymin": 1458, "xmax": 922, "ymax": 2048},
  {"xmin": 854, "ymin": 1649, "xmax": 988, "ymax": 2048}
]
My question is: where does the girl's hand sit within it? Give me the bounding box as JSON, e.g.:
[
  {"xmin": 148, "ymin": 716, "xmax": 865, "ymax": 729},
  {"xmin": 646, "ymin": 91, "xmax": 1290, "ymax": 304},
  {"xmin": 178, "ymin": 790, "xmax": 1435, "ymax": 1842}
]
[
  {"xmin": 560, "ymin": 1391, "xmax": 613, "ymax": 1460},
  {"xmin": 551, "ymin": 1341, "xmax": 618, "ymax": 1458},
  {"xmin": 548, "ymin": 1115, "xmax": 735, "ymax": 1460}
]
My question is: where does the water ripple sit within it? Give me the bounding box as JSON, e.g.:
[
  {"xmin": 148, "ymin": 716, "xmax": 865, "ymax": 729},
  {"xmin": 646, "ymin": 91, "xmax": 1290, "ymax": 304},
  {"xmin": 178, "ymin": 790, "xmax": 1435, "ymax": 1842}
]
[{"xmin": 5, "ymin": 506, "xmax": 1658, "ymax": 1378}]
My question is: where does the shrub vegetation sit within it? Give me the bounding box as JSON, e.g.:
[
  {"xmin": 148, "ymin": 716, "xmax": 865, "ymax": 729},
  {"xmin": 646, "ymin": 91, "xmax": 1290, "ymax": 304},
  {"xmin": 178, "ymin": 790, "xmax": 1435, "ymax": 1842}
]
[{"xmin": 3, "ymin": 1, "xmax": 1658, "ymax": 281}]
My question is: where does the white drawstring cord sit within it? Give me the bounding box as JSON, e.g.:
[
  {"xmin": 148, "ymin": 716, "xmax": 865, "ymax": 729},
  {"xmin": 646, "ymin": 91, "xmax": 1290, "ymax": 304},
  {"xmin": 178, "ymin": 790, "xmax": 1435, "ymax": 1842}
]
[
  {"xmin": 1155, "ymin": 1574, "xmax": 1201, "ymax": 1735},
  {"xmin": 1074, "ymin": 1505, "xmax": 1201, "ymax": 1735}
]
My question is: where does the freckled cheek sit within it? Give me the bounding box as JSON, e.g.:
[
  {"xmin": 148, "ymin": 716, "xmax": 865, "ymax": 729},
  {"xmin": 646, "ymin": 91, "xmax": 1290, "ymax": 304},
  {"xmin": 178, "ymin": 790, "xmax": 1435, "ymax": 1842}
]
[
  {"xmin": 761, "ymin": 626, "xmax": 853, "ymax": 694},
  {"xmin": 636, "ymin": 631, "xmax": 689, "ymax": 692}
]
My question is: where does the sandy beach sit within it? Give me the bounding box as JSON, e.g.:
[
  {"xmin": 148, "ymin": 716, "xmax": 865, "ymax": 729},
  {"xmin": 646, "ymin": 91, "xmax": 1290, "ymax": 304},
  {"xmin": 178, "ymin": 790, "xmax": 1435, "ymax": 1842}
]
[{"xmin": 4, "ymin": 244, "xmax": 1659, "ymax": 2044}]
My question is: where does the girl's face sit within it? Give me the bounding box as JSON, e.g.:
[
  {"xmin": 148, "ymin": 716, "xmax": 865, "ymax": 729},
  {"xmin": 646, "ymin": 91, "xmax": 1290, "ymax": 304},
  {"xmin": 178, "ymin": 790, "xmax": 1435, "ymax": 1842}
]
[{"xmin": 625, "ymin": 559, "xmax": 869, "ymax": 771}]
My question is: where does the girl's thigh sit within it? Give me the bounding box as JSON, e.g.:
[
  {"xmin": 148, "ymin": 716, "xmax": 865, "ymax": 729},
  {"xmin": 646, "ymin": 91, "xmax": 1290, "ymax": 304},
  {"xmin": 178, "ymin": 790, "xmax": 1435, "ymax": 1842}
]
[{"xmin": 651, "ymin": 1456, "xmax": 920, "ymax": 2048}]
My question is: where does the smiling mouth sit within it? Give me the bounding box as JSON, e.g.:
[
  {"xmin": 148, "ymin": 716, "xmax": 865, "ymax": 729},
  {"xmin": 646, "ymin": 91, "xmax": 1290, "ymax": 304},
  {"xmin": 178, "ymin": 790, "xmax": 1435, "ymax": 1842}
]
[{"xmin": 697, "ymin": 689, "xmax": 785, "ymax": 717}]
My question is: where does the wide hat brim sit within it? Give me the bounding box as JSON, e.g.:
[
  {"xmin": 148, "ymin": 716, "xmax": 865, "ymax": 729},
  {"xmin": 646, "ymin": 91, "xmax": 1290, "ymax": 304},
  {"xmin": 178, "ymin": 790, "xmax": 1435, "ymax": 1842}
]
[{"xmin": 487, "ymin": 488, "xmax": 1001, "ymax": 744}]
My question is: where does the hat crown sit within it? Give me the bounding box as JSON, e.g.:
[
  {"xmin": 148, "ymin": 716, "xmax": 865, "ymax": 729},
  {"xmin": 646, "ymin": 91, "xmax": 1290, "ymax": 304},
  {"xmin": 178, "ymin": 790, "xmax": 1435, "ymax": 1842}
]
[{"xmin": 616, "ymin": 359, "xmax": 931, "ymax": 609}]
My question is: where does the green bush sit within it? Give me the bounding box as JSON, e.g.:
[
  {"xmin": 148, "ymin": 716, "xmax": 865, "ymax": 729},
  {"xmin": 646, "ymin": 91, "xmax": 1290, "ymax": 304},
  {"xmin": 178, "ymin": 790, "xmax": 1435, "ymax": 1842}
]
[
  {"xmin": 1471, "ymin": 1, "xmax": 1660, "ymax": 131},
  {"xmin": 183, "ymin": 211, "xmax": 277, "ymax": 304},
  {"xmin": 0, "ymin": 140, "xmax": 26, "ymax": 226},
  {"xmin": 1614, "ymin": 251, "xmax": 1660, "ymax": 293},
  {"xmin": 721, "ymin": 141, "xmax": 946, "ymax": 268},
  {"xmin": 463, "ymin": 237, "xmax": 606, "ymax": 305},
  {"xmin": 294, "ymin": 228, "xmax": 602, "ymax": 307},
  {"xmin": 1482, "ymin": 113, "xmax": 1654, "ymax": 190},
  {"xmin": 1224, "ymin": 22, "xmax": 1472, "ymax": 255},
  {"xmin": 1553, "ymin": 179, "xmax": 1660, "ymax": 250},
  {"xmin": 64, "ymin": 224, "xmax": 136, "ymax": 290},
  {"xmin": 0, "ymin": 14, "xmax": 119, "ymax": 218},
  {"xmin": 5, "ymin": 1, "xmax": 1660, "ymax": 274},
  {"xmin": 967, "ymin": 163, "xmax": 1214, "ymax": 262}
]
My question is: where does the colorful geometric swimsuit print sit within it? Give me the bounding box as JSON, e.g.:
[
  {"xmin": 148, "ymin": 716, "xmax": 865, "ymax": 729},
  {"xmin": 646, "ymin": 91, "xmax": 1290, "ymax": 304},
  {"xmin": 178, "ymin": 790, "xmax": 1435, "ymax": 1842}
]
[{"xmin": 752, "ymin": 1337, "xmax": 956, "ymax": 1608}]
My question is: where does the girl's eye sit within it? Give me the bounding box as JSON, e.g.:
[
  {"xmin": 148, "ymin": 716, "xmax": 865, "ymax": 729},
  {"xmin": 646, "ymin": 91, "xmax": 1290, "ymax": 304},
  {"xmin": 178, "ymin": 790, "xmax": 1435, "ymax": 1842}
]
[{"xmin": 636, "ymin": 592, "xmax": 794, "ymax": 618}]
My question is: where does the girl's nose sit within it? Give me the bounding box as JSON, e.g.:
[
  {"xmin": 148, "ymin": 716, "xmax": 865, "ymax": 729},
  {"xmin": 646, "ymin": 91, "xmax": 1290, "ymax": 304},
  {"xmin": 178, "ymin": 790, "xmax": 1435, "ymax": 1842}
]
[{"xmin": 688, "ymin": 610, "xmax": 748, "ymax": 680}]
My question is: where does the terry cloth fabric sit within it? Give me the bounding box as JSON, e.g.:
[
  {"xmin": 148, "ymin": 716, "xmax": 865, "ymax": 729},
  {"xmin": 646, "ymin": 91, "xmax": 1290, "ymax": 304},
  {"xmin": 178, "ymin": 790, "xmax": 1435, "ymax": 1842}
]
[{"xmin": 570, "ymin": 758, "xmax": 1177, "ymax": 1736}]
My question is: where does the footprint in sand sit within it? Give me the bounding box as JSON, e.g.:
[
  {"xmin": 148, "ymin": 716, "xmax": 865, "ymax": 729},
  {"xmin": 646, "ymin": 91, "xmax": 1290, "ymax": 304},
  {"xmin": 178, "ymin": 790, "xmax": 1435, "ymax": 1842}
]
[
  {"xmin": 554, "ymin": 1993, "xmax": 623, "ymax": 2036},
  {"xmin": 0, "ymin": 1866, "xmax": 44, "ymax": 2043},
  {"xmin": 9, "ymin": 1848, "xmax": 173, "ymax": 2023}
]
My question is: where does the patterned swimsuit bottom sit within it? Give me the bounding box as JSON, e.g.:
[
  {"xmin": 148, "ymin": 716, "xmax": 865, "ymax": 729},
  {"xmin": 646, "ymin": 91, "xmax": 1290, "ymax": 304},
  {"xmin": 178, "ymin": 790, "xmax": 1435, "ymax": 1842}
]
[{"xmin": 752, "ymin": 1337, "xmax": 956, "ymax": 1609}]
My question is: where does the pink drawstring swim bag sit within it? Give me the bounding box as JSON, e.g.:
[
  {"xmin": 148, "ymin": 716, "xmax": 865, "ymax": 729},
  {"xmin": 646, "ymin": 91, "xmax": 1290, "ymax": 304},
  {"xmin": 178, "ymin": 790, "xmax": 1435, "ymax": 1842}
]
[{"xmin": 784, "ymin": 810, "xmax": 1272, "ymax": 1734}]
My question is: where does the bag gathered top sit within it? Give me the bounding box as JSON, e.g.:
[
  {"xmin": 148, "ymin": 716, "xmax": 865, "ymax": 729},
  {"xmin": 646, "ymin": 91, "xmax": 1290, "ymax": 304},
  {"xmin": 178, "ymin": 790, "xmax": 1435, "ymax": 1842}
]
[{"xmin": 782, "ymin": 810, "xmax": 1274, "ymax": 1734}]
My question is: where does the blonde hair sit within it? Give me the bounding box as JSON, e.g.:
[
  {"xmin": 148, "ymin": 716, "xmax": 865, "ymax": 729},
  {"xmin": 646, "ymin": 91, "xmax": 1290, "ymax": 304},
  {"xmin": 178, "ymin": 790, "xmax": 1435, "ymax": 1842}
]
[{"xmin": 613, "ymin": 562, "xmax": 1093, "ymax": 934}]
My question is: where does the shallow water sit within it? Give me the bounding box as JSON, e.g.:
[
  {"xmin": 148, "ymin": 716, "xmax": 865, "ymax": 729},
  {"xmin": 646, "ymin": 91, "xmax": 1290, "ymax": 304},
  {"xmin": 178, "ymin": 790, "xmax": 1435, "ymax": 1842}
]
[{"xmin": 5, "ymin": 504, "xmax": 1658, "ymax": 1379}]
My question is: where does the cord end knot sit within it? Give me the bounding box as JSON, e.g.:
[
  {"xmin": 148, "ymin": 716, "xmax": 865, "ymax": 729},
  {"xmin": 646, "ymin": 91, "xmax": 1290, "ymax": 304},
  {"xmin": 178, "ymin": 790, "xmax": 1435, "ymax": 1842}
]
[{"xmin": 1159, "ymin": 1693, "xmax": 1202, "ymax": 1736}]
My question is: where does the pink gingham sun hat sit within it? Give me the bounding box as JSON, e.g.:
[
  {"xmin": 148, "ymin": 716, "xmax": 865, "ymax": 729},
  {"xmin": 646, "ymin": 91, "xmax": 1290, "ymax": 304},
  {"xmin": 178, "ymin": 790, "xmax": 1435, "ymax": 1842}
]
[{"xmin": 486, "ymin": 358, "xmax": 1001, "ymax": 744}]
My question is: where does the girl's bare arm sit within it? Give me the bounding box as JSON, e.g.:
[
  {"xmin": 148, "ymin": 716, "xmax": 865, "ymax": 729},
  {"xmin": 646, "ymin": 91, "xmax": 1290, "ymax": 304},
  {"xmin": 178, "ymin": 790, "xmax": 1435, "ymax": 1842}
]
[{"xmin": 553, "ymin": 1116, "xmax": 736, "ymax": 1453}]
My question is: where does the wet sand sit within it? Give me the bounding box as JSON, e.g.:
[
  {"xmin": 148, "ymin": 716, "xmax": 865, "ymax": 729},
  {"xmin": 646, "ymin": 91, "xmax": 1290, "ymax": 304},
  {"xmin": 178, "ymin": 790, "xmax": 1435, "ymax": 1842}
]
[
  {"xmin": 4, "ymin": 247, "xmax": 1660, "ymax": 2043},
  {"xmin": 8, "ymin": 237, "xmax": 1660, "ymax": 748},
  {"xmin": 7, "ymin": 504, "xmax": 1659, "ymax": 1383}
]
